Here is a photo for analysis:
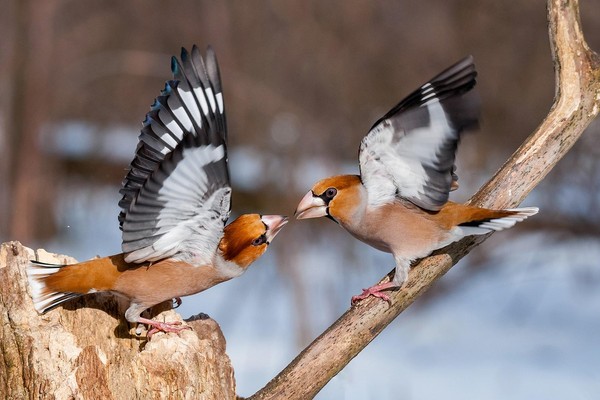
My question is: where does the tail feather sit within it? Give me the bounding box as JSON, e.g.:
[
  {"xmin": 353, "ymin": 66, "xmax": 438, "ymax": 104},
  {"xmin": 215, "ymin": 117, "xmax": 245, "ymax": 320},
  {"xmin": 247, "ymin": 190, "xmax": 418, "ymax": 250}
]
[
  {"xmin": 458, "ymin": 207, "xmax": 539, "ymax": 235},
  {"xmin": 26, "ymin": 261, "xmax": 82, "ymax": 314}
]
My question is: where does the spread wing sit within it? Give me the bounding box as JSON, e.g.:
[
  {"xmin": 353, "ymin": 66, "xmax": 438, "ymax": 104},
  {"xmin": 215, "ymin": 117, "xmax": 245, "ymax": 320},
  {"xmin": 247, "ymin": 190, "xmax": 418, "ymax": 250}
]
[
  {"xmin": 119, "ymin": 45, "xmax": 231, "ymax": 264},
  {"xmin": 359, "ymin": 56, "xmax": 480, "ymax": 210}
]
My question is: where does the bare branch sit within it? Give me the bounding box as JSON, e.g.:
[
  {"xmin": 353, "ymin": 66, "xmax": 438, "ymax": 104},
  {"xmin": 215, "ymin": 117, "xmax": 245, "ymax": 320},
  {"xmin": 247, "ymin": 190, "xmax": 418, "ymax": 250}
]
[{"xmin": 249, "ymin": 1, "xmax": 600, "ymax": 399}]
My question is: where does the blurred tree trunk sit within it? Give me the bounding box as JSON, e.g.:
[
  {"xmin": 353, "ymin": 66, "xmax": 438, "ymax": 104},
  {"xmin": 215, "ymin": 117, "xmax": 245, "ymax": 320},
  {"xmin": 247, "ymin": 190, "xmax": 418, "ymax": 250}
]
[
  {"xmin": 249, "ymin": 0, "xmax": 600, "ymax": 399},
  {"xmin": 6, "ymin": 0, "xmax": 59, "ymax": 243},
  {"xmin": 0, "ymin": 241, "xmax": 236, "ymax": 400}
]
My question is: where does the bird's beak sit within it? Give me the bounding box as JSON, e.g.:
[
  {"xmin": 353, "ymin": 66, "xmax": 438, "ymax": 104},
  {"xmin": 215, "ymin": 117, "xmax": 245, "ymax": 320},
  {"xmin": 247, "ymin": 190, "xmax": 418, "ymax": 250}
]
[
  {"xmin": 294, "ymin": 191, "xmax": 328, "ymax": 220},
  {"xmin": 261, "ymin": 215, "xmax": 289, "ymax": 243}
]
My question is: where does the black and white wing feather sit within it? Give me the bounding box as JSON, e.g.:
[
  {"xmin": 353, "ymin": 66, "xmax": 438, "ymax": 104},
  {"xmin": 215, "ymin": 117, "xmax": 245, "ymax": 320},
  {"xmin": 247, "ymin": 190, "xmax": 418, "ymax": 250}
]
[
  {"xmin": 359, "ymin": 56, "xmax": 480, "ymax": 210},
  {"xmin": 119, "ymin": 45, "xmax": 231, "ymax": 264}
]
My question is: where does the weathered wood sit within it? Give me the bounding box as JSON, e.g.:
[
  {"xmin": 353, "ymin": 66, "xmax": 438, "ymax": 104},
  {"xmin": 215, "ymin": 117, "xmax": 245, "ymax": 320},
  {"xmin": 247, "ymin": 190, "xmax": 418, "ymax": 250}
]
[
  {"xmin": 0, "ymin": 241, "xmax": 236, "ymax": 400},
  {"xmin": 249, "ymin": 1, "xmax": 600, "ymax": 399}
]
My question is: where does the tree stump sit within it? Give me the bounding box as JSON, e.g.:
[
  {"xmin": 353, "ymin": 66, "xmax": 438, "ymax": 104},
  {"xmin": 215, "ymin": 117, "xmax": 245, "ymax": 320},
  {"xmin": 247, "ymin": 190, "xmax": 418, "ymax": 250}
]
[{"xmin": 0, "ymin": 241, "xmax": 237, "ymax": 400}]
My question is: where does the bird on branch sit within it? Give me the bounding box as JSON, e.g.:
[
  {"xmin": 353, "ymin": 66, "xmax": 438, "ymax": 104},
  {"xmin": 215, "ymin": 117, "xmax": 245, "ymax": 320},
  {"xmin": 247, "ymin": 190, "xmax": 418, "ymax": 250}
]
[{"xmin": 295, "ymin": 56, "xmax": 537, "ymax": 304}]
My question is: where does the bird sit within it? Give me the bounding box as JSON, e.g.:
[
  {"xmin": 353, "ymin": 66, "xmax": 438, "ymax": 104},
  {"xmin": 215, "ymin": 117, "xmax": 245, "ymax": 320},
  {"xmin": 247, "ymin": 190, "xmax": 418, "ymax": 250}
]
[
  {"xmin": 294, "ymin": 56, "xmax": 538, "ymax": 304},
  {"xmin": 27, "ymin": 45, "xmax": 288, "ymax": 337}
]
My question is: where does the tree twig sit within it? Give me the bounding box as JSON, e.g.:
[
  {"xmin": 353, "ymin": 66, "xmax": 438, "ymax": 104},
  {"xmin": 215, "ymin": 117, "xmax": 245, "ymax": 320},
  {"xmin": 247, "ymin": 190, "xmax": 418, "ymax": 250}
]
[{"xmin": 249, "ymin": 1, "xmax": 600, "ymax": 399}]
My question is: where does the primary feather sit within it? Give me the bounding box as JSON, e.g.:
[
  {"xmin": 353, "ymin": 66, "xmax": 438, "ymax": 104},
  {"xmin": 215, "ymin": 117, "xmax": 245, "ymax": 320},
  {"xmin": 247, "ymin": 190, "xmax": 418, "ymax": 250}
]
[
  {"xmin": 359, "ymin": 56, "xmax": 480, "ymax": 210},
  {"xmin": 119, "ymin": 46, "xmax": 231, "ymax": 264}
]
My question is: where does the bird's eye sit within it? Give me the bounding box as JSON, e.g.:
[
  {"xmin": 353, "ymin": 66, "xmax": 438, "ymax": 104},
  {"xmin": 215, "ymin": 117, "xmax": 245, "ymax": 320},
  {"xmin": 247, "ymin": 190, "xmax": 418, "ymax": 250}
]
[
  {"xmin": 324, "ymin": 188, "xmax": 337, "ymax": 199},
  {"xmin": 252, "ymin": 234, "xmax": 267, "ymax": 246}
]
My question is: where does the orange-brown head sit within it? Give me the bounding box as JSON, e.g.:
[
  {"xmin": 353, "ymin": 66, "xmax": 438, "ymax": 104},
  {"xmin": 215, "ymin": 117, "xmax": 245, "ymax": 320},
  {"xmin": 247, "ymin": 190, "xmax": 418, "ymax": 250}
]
[
  {"xmin": 294, "ymin": 175, "xmax": 365, "ymax": 225},
  {"xmin": 218, "ymin": 214, "xmax": 288, "ymax": 268}
]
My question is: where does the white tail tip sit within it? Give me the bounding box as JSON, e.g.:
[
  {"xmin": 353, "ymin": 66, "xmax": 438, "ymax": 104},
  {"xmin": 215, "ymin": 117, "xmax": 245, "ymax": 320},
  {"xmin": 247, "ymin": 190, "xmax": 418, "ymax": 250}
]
[
  {"xmin": 477, "ymin": 207, "xmax": 539, "ymax": 231},
  {"xmin": 26, "ymin": 261, "xmax": 80, "ymax": 314}
]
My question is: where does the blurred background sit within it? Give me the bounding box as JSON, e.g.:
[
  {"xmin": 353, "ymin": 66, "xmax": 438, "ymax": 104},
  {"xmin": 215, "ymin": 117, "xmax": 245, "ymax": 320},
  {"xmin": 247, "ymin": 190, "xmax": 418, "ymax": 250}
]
[{"xmin": 2, "ymin": 1, "xmax": 600, "ymax": 399}]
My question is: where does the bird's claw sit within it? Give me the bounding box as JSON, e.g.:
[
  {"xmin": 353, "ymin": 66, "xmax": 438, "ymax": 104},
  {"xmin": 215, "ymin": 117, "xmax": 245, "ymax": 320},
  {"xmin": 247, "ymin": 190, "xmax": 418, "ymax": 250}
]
[
  {"xmin": 136, "ymin": 317, "xmax": 191, "ymax": 339},
  {"xmin": 351, "ymin": 289, "xmax": 390, "ymax": 305},
  {"xmin": 147, "ymin": 321, "xmax": 190, "ymax": 339},
  {"xmin": 351, "ymin": 283, "xmax": 395, "ymax": 305}
]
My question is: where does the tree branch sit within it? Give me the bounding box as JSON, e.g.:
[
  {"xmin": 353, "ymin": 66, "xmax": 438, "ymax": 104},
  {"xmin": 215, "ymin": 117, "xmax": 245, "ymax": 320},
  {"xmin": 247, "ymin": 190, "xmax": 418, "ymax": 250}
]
[{"xmin": 248, "ymin": 1, "xmax": 600, "ymax": 399}]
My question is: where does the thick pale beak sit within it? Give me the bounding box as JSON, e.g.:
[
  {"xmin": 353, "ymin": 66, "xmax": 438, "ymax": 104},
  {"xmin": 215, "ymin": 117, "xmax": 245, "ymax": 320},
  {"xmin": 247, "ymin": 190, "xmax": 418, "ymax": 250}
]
[
  {"xmin": 261, "ymin": 215, "xmax": 289, "ymax": 243},
  {"xmin": 294, "ymin": 191, "xmax": 328, "ymax": 219}
]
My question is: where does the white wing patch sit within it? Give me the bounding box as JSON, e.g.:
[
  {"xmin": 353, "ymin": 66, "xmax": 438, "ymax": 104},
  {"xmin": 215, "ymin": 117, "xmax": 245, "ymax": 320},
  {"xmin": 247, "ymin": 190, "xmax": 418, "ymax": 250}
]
[
  {"xmin": 167, "ymin": 94, "xmax": 194, "ymax": 132},
  {"xmin": 216, "ymin": 93, "xmax": 224, "ymax": 113},
  {"xmin": 205, "ymin": 87, "xmax": 217, "ymax": 113},
  {"xmin": 119, "ymin": 46, "xmax": 230, "ymax": 264},
  {"xmin": 159, "ymin": 145, "xmax": 225, "ymax": 199},
  {"xmin": 177, "ymin": 86, "xmax": 202, "ymax": 129},
  {"xmin": 123, "ymin": 145, "xmax": 230, "ymax": 264},
  {"xmin": 360, "ymin": 99, "xmax": 454, "ymax": 207},
  {"xmin": 193, "ymin": 87, "xmax": 210, "ymax": 115},
  {"xmin": 358, "ymin": 57, "xmax": 479, "ymax": 211},
  {"xmin": 124, "ymin": 188, "xmax": 231, "ymax": 264}
]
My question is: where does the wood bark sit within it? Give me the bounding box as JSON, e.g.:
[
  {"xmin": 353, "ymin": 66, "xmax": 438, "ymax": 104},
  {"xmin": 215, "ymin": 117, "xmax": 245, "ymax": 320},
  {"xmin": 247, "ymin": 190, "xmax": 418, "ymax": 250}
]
[
  {"xmin": 0, "ymin": 241, "xmax": 236, "ymax": 400},
  {"xmin": 248, "ymin": 0, "xmax": 600, "ymax": 399}
]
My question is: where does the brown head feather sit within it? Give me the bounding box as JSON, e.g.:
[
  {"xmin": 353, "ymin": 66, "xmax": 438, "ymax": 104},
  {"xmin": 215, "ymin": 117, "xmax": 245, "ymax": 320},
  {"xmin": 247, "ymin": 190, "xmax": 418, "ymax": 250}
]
[
  {"xmin": 218, "ymin": 214, "xmax": 269, "ymax": 268},
  {"xmin": 311, "ymin": 175, "xmax": 362, "ymax": 195},
  {"xmin": 311, "ymin": 175, "xmax": 365, "ymax": 225}
]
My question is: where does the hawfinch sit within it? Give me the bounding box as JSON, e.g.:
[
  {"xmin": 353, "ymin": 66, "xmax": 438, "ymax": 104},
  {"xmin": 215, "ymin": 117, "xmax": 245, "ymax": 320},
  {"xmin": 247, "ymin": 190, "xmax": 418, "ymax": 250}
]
[
  {"xmin": 27, "ymin": 46, "xmax": 288, "ymax": 337},
  {"xmin": 295, "ymin": 56, "xmax": 538, "ymax": 303}
]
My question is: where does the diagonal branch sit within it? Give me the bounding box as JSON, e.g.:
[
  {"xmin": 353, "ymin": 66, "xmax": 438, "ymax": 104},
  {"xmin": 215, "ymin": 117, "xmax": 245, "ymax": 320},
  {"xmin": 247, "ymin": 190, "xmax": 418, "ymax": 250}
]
[{"xmin": 249, "ymin": 0, "xmax": 600, "ymax": 399}]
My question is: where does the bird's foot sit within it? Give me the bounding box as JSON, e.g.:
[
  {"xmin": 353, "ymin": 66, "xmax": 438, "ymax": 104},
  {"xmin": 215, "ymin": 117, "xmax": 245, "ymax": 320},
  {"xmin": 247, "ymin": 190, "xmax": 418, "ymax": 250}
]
[
  {"xmin": 351, "ymin": 288, "xmax": 390, "ymax": 304},
  {"xmin": 351, "ymin": 282, "xmax": 397, "ymax": 305},
  {"xmin": 172, "ymin": 297, "xmax": 182, "ymax": 308},
  {"xmin": 136, "ymin": 317, "xmax": 191, "ymax": 339}
]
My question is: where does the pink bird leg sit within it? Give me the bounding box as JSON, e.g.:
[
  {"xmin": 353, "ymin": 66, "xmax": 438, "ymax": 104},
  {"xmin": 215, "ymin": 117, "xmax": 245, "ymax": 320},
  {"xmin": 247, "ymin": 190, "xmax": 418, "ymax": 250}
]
[
  {"xmin": 351, "ymin": 281, "xmax": 397, "ymax": 305},
  {"xmin": 137, "ymin": 317, "xmax": 191, "ymax": 339}
]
